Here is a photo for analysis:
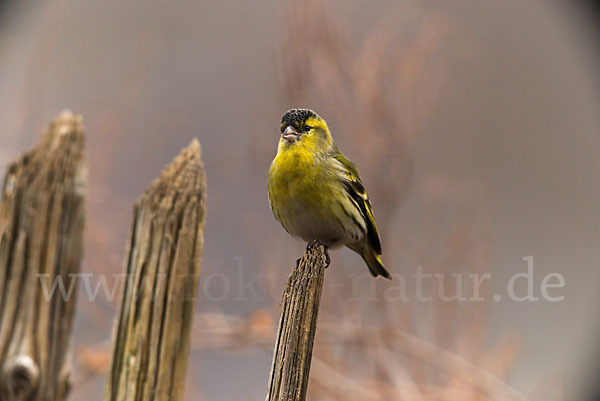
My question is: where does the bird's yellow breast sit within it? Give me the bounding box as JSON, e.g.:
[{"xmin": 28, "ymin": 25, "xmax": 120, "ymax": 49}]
[
  {"xmin": 268, "ymin": 143, "xmax": 348, "ymax": 243},
  {"xmin": 267, "ymin": 135, "xmax": 366, "ymax": 246},
  {"xmin": 269, "ymin": 141, "xmax": 326, "ymax": 203}
]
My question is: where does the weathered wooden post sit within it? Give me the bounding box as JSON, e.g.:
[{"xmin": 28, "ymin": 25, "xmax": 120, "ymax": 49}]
[
  {"xmin": 103, "ymin": 140, "xmax": 206, "ymax": 401},
  {"xmin": 0, "ymin": 111, "xmax": 87, "ymax": 401},
  {"xmin": 266, "ymin": 244, "xmax": 328, "ymax": 401}
]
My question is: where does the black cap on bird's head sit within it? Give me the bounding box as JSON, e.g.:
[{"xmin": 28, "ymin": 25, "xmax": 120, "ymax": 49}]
[
  {"xmin": 280, "ymin": 109, "xmax": 316, "ymax": 129},
  {"xmin": 279, "ymin": 108, "xmax": 321, "ymax": 143}
]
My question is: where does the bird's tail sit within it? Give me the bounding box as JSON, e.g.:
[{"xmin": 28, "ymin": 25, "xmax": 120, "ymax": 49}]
[
  {"xmin": 350, "ymin": 243, "xmax": 391, "ymax": 279},
  {"xmin": 363, "ymin": 250, "xmax": 391, "ymax": 279}
]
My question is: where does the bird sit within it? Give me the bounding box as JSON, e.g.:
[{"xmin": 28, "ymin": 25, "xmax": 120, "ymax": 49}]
[{"xmin": 267, "ymin": 108, "xmax": 391, "ymax": 279}]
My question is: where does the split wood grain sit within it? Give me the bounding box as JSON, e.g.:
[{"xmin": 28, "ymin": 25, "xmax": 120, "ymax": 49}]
[
  {"xmin": 103, "ymin": 140, "xmax": 206, "ymax": 401},
  {"xmin": 266, "ymin": 244, "xmax": 328, "ymax": 401},
  {"xmin": 0, "ymin": 111, "xmax": 86, "ymax": 401}
]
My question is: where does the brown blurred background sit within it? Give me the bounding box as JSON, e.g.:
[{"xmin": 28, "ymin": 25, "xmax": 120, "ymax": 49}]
[{"xmin": 1, "ymin": 0, "xmax": 599, "ymax": 400}]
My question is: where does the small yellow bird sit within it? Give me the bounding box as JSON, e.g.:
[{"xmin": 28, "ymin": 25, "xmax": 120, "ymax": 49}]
[{"xmin": 268, "ymin": 109, "xmax": 391, "ymax": 279}]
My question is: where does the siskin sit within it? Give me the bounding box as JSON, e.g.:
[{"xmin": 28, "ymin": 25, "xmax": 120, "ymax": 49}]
[{"xmin": 268, "ymin": 108, "xmax": 391, "ymax": 279}]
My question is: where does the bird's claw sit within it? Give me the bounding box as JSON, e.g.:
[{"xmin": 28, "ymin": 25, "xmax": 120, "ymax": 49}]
[
  {"xmin": 306, "ymin": 239, "xmax": 325, "ymax": 250},
  {"xmin": 306, "ymin": 240, "xmax": 330, "ymax": 268}
]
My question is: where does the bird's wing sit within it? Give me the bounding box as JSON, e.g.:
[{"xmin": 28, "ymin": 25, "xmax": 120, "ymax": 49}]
[{"xmin": 332, "ymin": 152, "xmax": 382, "ymax": 254}]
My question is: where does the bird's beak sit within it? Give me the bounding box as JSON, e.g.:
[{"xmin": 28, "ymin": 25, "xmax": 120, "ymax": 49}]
[{"xmin": 282, "ymin": 126, "xmax": 300, "ymax": 143}]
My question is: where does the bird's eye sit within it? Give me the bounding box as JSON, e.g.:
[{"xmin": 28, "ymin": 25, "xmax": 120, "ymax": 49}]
[{"xmin": 304, "ymin": 125, "xmax": 312, "ymax": 131}]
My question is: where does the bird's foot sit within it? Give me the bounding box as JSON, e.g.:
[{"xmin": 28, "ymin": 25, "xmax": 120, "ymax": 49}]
[
  {"xmin": 306, "ymin": 240, "xmax": 330, "ymax": 267},
  {"xmin": 306, "ymin": 239, "xmax": 326, "ymax": 250}
]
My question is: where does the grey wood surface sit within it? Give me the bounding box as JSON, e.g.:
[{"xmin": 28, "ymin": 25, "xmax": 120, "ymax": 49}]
[
  {"xmin": 266, "ymin": 244, "xmax": 328, "ymax": 401},
  {"xmin": 103, "ymin": 140, "xmax": 206, "ymax": 401},
  {"xmin": 0, "ymin": 111, "xmax": 87, "ymax": 401}
]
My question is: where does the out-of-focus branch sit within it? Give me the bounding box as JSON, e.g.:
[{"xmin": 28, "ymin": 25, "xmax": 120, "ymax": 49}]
[
  {"xmin": 266, "ymin": 244, "xmax": 328, "ymax": 401},
  {"xmin": 103, "ymin": 140, "xmax": 206, "ymax": 401},
  {"xmin": 190, "ymin": 312, "xmax": 527, "ymax": 401},
  {"xmin": 0, "ymin": 111, "xmax": 86, "ymax": 401}
]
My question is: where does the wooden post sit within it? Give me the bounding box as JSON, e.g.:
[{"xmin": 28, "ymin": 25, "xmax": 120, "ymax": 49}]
[
  {"xmin": 266, "ymin": 244, "xmax": 328, "ymax": 401},
  {"xmin": 103, "ymin": 140, "xmax": 206, "ymax": 401},
  {"xmin": 0, "ymin": 111, "xmax": 86, "ymax": 401}
]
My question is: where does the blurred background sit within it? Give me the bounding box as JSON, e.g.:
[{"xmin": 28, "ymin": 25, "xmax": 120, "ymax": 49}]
[{"xmin": 1, "ymin": 0, "xmax": 599, "ymax": 400}]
